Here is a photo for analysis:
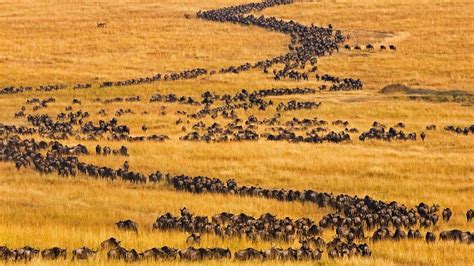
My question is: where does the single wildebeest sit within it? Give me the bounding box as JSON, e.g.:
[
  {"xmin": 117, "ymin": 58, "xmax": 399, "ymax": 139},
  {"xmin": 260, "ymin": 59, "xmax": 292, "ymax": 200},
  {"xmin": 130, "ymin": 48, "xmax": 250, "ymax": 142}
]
[
  {"xmin": 442, "ymin": 208, "xmax": 452, "ymax": 222},
  {"xmin": 108, "ymin": 247, "xmax": 139, "ymax": 262},
  {"xmin": 186, "ymin": 233, "xmax": 201, "ymax": 246},
  {"xmin": 178, "ymin": 247, "xmax": 203, "ymax": 261},
  {"xmin": 389, "ymin": 44, "xmax": 397, "ymax": 51},
  {"xmin": 41, "ymin": 247, "xmax": 67, "ymax": 260},
  {"xmin": 116, "ymin": 219, "xmax": 138, "ymax": 232},
  {"xmin": 125, "ymin": 249, "xmax": 140, "ymax": 262},
  {"xmin": 234, "ymin": 248, "xmax": 264, "ymax": 261},
  {"xmin": 14, "ymin": 246, "xmax": 40, "ymax": 261},
  {"xmin": 425, "ymin": 232, "xmax": 436, "ymax": 243},
  {"xmin": 0, "ymin": 246, "xmax": 16, "ymax": 261},
  {"xmin": 142, "ymin": 246, "xmax": 178, "ymax": 260},
  {"xmin": 208, "ymin": 248, "xmax": 231, "ymax": 259},
  {"xmin": 99, "ymin": 237, "xmax": 122, "ymax": 251},
  {"xmin": 366, "ymin": 44, "xmax": 374, "ymax": 50},
  {"xmin": 380, "ymin": 45, "xmax": 386, "ymax": 50},
  {"xmin": 420, "ymin": 132, "xmax": 426, "ymax": 141},
  {"xmin": 107, "ymin": 246, "xmax": 126, "ymax": 260},
  {"xmin": 72, "ymin": 247, "xmax": 97, "ymax": 260},
  {"xmin": 467, "ymin": 209, "xmax": 474, "ymax": 222}
]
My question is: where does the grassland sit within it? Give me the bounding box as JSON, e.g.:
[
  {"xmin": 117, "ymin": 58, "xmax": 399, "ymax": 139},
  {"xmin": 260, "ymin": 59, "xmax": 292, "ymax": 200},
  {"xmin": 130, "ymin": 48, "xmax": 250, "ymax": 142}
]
[{"xmin": 0, "ymin": 0, "xmax": 473, "ymax": 265}]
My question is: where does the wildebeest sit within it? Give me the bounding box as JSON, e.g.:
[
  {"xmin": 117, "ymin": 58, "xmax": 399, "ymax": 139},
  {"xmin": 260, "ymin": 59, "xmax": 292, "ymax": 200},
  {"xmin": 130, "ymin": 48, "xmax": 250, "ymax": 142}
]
[
  {"xmin": 442, "ymin": 208, "xmax": 452, "ymax": 222},
  {"xmin": 97, "ymin": 22, "xmax": 107, "ymax": 28},
  {"xmin": 0, "ymin": 246, "xmax": 16, "ymax": 261},
  {"xmin": 71, "ymin": 247, "xmax": 97, "ymax": 260},
  {"xmin": 186, "ymin": 233, "xmax": 201, "ymax": 246},
  {"xmin": 178, "ymin": 247, "xmax": 203, "ymax": 261},
  {"xmin": 116, "ymin": 219, "xmax": 138, "ymax": 232},
  {"xmin": 467, "ymin": 209, "xmax": 474, "ymax": 222},
  {"xmin": 123, "ymin": 160, "xmax": 129, "ymax": 171},
  {"xmin": 13, "ymin": 246, "xmax": 40, "ymax": 261},
  {"xmin": 99, "ymin": 237, "xmax": 122, "ymax": 251},
  {"xmin": 439, "ymin": 229, "xmax": 472, "ymax": 244},
  {"xmin": 389, "ymin": 44, "xmax": 397, "ymax": 51},
  {"xmin": 41, "ymin": 247, "xmax": 67, "ymax": 260},
  {"xmin": 407, "ymin": 229, "xmax": 422, "ymax": 239},
  {"xmin": 425, "ymin": 232, "xmax": 436, "ymax": 243},
  {"xmin": 142, "ymin": 246, "xmax": 178, "ymax": 260},
  {"xmin": 107, "ymin": 246, "xmax": 140, "ymax": 262},
  {"xmin": 426, "ymin": 124, "xmax": 436, "ymax": 130},
  {"xmin": 234, "ymin": 248, "xmax": 264, "ymax": 261}
]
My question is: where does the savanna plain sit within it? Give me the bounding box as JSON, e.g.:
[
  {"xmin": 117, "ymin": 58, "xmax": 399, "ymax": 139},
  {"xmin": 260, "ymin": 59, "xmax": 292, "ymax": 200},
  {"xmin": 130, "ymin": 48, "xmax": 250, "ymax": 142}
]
[{"xmin": 0, "ymin": 0, "xmax": 473, "ymax": 265}]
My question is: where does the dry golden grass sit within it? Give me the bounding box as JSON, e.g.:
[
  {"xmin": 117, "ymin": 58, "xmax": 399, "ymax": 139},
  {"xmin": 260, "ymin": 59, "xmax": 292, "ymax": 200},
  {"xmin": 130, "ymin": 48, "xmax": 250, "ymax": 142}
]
[{"xmin": 0, "ymin": 0, "xmax": 473, "ymax": 265}]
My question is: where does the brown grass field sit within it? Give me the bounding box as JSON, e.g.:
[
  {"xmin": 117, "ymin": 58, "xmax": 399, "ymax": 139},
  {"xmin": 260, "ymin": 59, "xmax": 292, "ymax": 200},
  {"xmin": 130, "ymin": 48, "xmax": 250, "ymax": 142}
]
[{"xmin": 0, "ymin": 0, "xmax": 473, "ymax": 265}]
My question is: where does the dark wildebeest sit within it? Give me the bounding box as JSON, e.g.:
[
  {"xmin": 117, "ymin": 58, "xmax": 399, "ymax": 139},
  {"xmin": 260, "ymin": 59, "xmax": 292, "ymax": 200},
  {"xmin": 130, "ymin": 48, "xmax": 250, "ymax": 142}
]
[
  {"xmin": 380, "ymin": 45, "xmax": 386, "ymax": 50},
  {"xmin": 123, "ymin": 161, "xmax": 129, "ymax": 171},
  {"xmin": 186, "ymin": 233, "xmax": 201, "ymax": 246},
  {"xmin": 107, "ymin": 246, "xmax": 127, "ymax": 260},
  {"xmin": 14, "ymin": 246, "xmax": 40, "ymax": 261},
  {"xmin": 71, "ymin": 247, "xmax": 97, "ymax": 260},
  {"xmin": 420, "ymin": 132, "xmax": 426, "ymax": 141},
  {"xmin": 366, "ymin": 44, "xmax": 374, "ymax": 50},
  {"xmin": 234, "ymin": 248, "xmax": 264, "ymax": 261},
  {"xmin": 41, "ymin": 247, "xmax": 67, "ymax": 260},
  {"xmin": 116, "ymin": 219, "xmax": 138, "ymax": 233},
  {"xmin": 389, "ymin": 44, "xmax": 397, "ymax": 51},
  {"xmin": 0, "ymin": 246, "xmax": 16, "ymax": 261},
  {"xmin": 208, "ymin": 248, "xmax": 231, "ymax": 260},
  {"xmin": 107, "ymin": 246, "xmax": 139, "ymax": 262},
  {"xmin": 99, "ymin": 237, "xmax": 122, "ymax": 251},
  {"xmin": 425, "ymin": 232, "xmax": 436, "ymax": 243},
  {"xmin": 344, "ymin": 44, "xmax": 351, "ymax": 50},
  {"xmin": 467, "ymin": 209, "xmax": 474, "ymax": 222},
  {"xmin": 178, "ymin": 247, "xmax": 205, "ymax": 261},
  {"xmin": 442, "ymin": 208, "xmax": 452, "ymax": 222},
  {"xmin": 97, "ymin": 22, "xmax": 107, "ymax": 28},
  {"xmin": 439, "ymin": 229, "xmax": 471, "ymax": 243},
  {"xmin": 143, "ymin": 246, "xmax": 178, "ymax": 260}
]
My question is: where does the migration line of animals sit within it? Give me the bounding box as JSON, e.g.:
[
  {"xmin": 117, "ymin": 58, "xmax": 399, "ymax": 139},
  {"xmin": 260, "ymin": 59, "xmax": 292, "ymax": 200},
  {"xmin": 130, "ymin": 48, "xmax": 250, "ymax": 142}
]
[
  {"xmin": 0, "ymin": 240, "xmax": 323, "ymax": 262},
  {"xmin": 0, "ymin": 0, "xmax": 364, "ymax": 95},
  {"xmin": 8, "ymin": 85, "xmax": 473, "ymax": 145},
  {"xmin": 1, "ymin": 135, "xmax": 472, "ymax": 236},
  {"xmin": 0, "ymin": 136, "xmax": 473, "ymax": 263},
  {"xmin": 1, "ymin": 207, "xmax": 472, "ymax": 263},
  {"xmin": 343, "ymin": 44, "xmax": 397, "ymax": 51}
]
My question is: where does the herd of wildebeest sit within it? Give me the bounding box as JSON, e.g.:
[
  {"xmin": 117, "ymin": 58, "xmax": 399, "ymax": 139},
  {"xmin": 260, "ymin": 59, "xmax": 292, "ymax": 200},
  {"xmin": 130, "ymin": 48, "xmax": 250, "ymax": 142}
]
[{"xmin": 0, "ymin": 0, "xmax": 473, "ymax": 263}]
